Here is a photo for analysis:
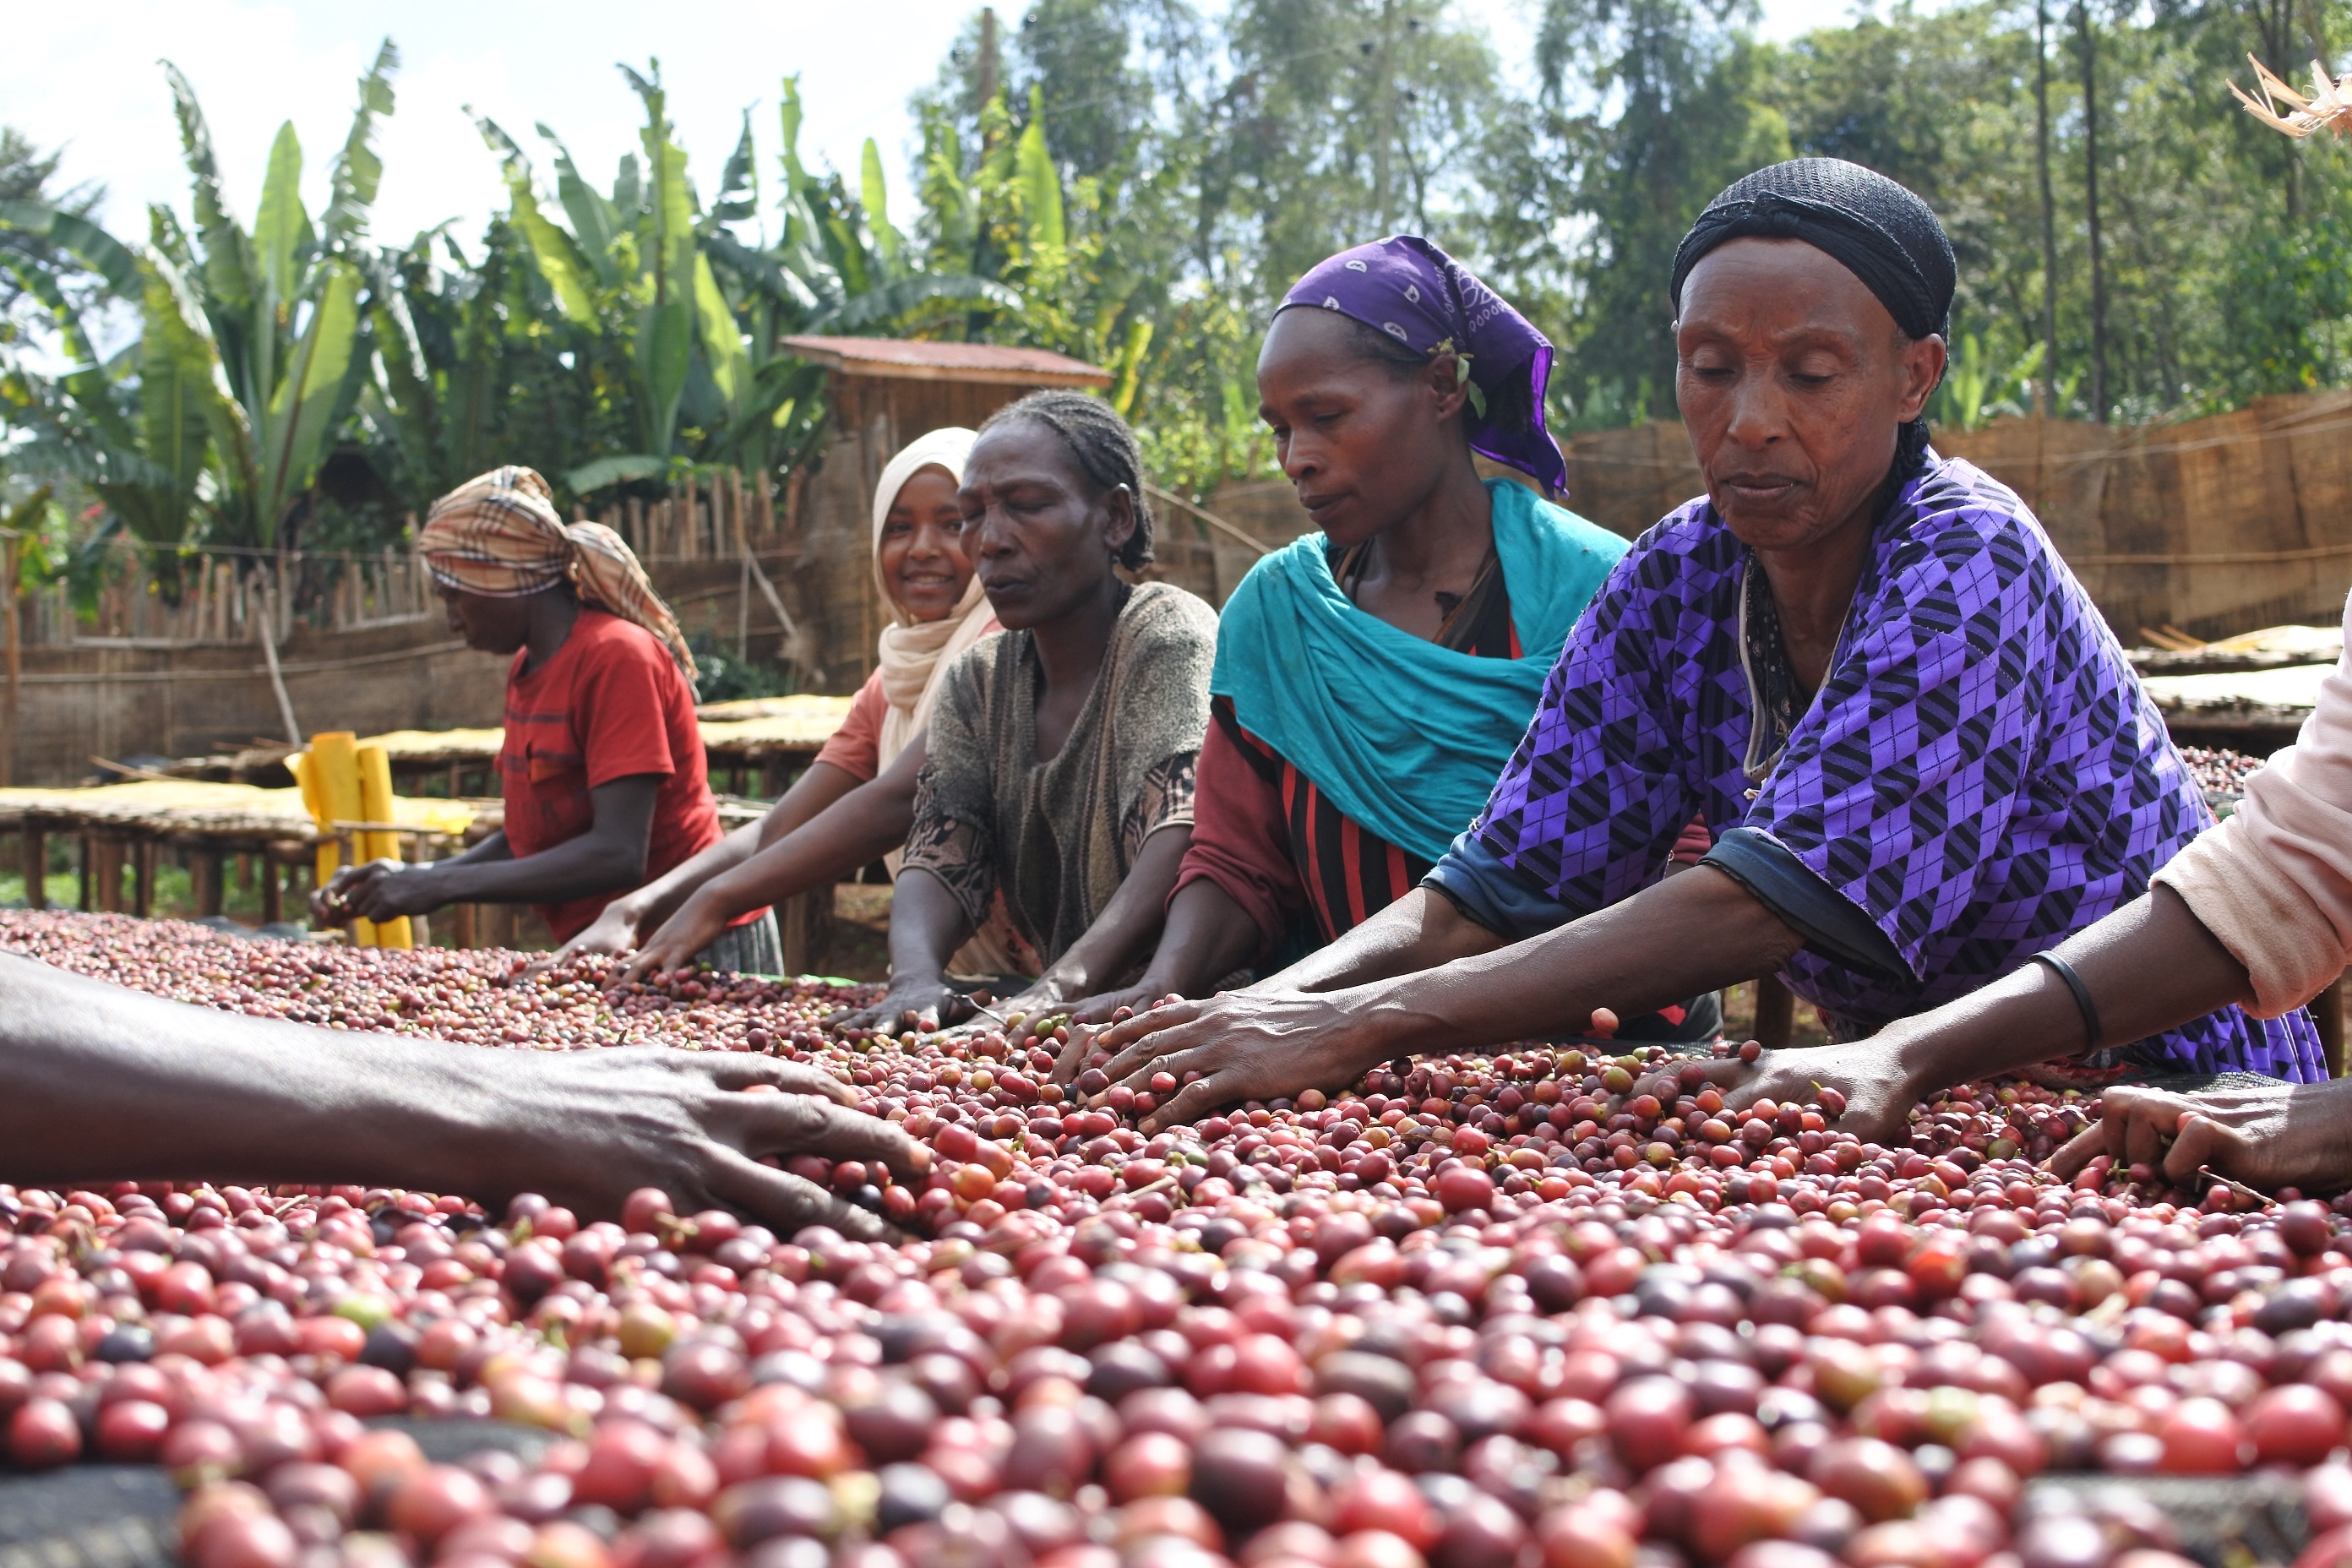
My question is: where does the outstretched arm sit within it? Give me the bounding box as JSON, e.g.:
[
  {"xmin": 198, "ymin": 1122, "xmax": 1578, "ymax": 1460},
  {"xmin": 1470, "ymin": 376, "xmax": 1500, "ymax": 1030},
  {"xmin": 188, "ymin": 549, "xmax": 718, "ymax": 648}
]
[
  {"xmin": 1010, "ymin": 825, "xmax": 1194, "ymax": 1016},
  {"xmin": 324, "ymin": 776, "xmax": 663, "ymax": 923},
  {"xmin": 1714, "ymin": 884, "xmax": 2259, "ymax": 1146},
  {"xmin": 621, "ymin": 738, "xmax": 930, "ymax": 983},
  {"xmin": 1088, "ymin": 866, "xmax": 1803, "ymax": 1130},
  {"xmin": 829, "ymin": 867, "xmax": 977, "ymax": 1032},
  {"xmin": 0, "ymin": 951, "xmax": 924, "ymax": 1238},
  {"xmin": 1065, "ymin": 877, "xmax": 1266, "ymax": 1025},
  {"xmin": 559, "ymin": 760, "xmax": 868, "ymax": 962}
]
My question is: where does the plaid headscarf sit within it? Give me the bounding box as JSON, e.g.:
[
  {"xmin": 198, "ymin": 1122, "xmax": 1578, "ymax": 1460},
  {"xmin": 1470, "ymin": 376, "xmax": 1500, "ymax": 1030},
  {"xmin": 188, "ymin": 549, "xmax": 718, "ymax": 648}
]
[{"xmin": 419, "ymin": 466, "xmax": 697, "ymax": 681}]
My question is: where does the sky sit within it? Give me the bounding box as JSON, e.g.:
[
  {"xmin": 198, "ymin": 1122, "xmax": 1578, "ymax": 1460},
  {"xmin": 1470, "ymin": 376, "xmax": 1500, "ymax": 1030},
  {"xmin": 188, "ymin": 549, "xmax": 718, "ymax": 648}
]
[{"xmin": 5, "ymin": 0, "xmax": 1873, "ymax": 254}]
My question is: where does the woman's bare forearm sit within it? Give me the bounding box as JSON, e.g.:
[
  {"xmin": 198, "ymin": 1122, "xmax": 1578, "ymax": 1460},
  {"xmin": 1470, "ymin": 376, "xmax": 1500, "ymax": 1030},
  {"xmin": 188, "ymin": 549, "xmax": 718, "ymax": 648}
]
[
  {"xmin": 754, "ymin": 760, "xmax": 867, "ymax": 849},
  {"xmin": 1874, "ymin": 885, "xmax": 2256, "ymax": 1096},
  {"xmin": 620, "ymin": 764, "xmax": 864, "ymax": 933},
  {"xmin": 1036, "ymin": 828, "xmax": 1194, "ymax": 999},
  {"xmin": 0, "ymin": 952, "xmax": 514, "ymax": 1191},
  {"xmin": 1132, "ymin": 879, "xmax": 1268, "ymax": 1000},
  {"xmin": 694, "ymin": 784, "xmax": 917, "ymax": 927},
  {"xmin": 884, "ymin": 869, "xmax": 977, "ymax": 988},
  {"xmin": 1259, "ymin": 886, "xmax": 1506, "ymax": 994},
  {"xmin": 617, "ymin": 820, "xmax": 764, "ymax": 935},
  {"xmin": 1341, "ymin": 868, "xmax": 1803, "ymax": 1057}
]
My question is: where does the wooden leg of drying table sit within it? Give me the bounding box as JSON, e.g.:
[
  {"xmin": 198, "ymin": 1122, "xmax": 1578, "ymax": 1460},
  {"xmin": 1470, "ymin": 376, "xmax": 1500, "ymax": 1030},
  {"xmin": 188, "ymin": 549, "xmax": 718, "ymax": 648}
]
[
  {"xmin": 21, "ymin": 826, "xmax": 44, "ymax": 910},
  {"xmin": 1751, "ymin": 976, "xmax": 1795, "ymax": 1052},
  {"xmin": 453, "ymin": 903, "xmax": 477, "ymax": 950},
  {"xmin": 78, "ymin": 835, "xmax": 93, "ymax": 912},
  {"xmin": 196, "ymin": 849, "xmax": 226, "ymax": 917},
  {"xmin": 133, "ymin": 839, "xmax": 156, "ymax": 917},
  {"xmin": 261, "ymin": 852, "xmax": 285, "ymax": 926},
  {"xmin": 91, "ymin": 838, "xmax": 124, "ymax": 913},
  {"xmin": 778, "ymin": 886, "xmax": 834, "ymax": 977}
]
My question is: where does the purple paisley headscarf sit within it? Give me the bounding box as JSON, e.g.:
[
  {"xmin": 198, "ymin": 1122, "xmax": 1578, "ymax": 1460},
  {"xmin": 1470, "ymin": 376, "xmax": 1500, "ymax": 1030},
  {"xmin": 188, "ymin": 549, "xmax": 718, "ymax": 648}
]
[{"xmin": 1278, "ymin": 235, "xmax": 1567, "ymax": 495}]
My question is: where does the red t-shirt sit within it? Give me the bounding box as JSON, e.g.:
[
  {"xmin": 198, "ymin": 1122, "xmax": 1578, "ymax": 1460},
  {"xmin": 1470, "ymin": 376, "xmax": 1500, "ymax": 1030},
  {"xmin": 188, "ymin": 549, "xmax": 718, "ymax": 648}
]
[
  {"xmin": 498, "ymin": 610, "xmax": 729, "ymax": 944},
  {"xmin": 812, "ymin": 669, "xmax": 890, "ymax": 781}
]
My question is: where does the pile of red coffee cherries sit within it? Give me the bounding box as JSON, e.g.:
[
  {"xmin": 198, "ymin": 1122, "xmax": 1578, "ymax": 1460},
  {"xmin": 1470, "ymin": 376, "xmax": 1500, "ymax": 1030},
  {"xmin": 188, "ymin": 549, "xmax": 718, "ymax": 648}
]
[{"xmin": 2, "ymin": 911, "xmax": 2347, "ymax": 1568}]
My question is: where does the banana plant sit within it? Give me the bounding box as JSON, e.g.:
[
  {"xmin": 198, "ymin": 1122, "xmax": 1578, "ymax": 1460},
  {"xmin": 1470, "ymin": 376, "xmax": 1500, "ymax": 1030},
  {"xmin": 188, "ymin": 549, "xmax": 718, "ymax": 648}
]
[
  {"xmin": 0, "ymin": 42, "xmax": 396, "ymax": 555},
  {"xmin": 915, "ymin": 89, "xmax": 1154, "ymax": 415},
  {"xmin": 477, "ymin": 63, "xmax": 727, "ymax": 483},
  {"xmin": 1932, "ymin": 335, "xmax": 2047, "ymax": 432},
  {"xmin": 689, "ymin": 79, "xmax": 1019, "ymax": 486}
]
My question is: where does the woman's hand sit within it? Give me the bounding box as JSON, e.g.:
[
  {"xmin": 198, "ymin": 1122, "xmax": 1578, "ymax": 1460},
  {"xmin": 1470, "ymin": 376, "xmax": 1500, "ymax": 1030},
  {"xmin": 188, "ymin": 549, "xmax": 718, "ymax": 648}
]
[
  {"xmin": 476, "ymin": 1048, "xmax": 929, "ymax": 1241},
  {"xmin": 618, "ymin": 890, "xmax": 735, "ymax": 989},
  {"xmin": 1079, "ymin": 988, "xmax": 1395, "ymax": 1135},
  {"xmin": 826, "ymin": 972, "xmax": 966, "ymax": 1035},
  {"xmin": 2047, "ymin": 1077, "xmax": 2351, "ymax": 1194},
  {"xmin": 559, "ymin": 898, "xmax": 646, "ymax": 964},
  {"xmin": 1703, "ymin": 1038, "xmax": 1925, "ymax": 1148},
  {"xmin": 315, "ymin": 860, "xmax": 444, "ymax": 923},
  {"xmin": 1064, "ymin": 982, "xmax": 1164, "ymax": 1027}
]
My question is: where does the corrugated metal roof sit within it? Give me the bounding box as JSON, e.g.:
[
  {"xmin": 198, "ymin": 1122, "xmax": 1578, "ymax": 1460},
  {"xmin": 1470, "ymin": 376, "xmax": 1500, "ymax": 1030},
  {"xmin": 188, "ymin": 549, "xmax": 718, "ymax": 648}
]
[{"xmin": 777, "ymin": 335, "xmax": 1112, "ymax": 387}]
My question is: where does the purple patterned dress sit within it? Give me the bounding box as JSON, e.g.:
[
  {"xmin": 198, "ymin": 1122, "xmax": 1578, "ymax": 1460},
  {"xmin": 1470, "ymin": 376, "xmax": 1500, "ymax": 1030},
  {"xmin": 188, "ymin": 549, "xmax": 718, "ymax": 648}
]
[{"xmin": 1426, "ymin": 453, "xmax": 2324, "ymax": 1081}]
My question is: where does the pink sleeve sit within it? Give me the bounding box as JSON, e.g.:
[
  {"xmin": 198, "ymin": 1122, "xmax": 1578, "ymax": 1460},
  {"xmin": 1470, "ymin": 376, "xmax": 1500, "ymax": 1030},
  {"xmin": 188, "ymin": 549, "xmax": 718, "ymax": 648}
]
[
  {"xmin": 2154, "ymin": 591, "xmax": 2352, "ymax": 1015},
  {"xmin": 812, "ymin": 671, "xmax": 889, "ymax": 782}
]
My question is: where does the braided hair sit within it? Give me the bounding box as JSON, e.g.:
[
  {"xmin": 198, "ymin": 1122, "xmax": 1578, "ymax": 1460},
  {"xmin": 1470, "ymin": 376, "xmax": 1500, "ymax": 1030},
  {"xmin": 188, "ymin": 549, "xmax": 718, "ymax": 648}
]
[{"xmin": 977, "ymin": 390, "xmax": 1156, "ymax": 570}]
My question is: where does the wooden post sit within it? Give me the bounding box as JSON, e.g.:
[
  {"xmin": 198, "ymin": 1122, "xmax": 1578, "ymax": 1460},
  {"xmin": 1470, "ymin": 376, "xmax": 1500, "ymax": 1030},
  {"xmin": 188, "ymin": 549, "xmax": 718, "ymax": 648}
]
[
  {"xmin": 260, "ymin": 849, "xmax": 285, "ymax": 926},
  {"xmin": 132, "ymin": 839, "xmax": 156, "ymax": 917},
  {"xmin": 3, "ymin": 531, "xmax": 19, "ymax": 788},
  {"xmin": 453, "ymin": 903, "xmax": 477, "ymax": 950},
  {"xmin": 737, "ymin": 552, "xmax": 752, "ymax": 659},
  {"xmin": 196, "ymin": 849, "xmax": 226, "ymax": 917},
  {"xmin": 78, "ymin": 836, "xmax": 94, "ymax": 912},
  {"xmin": 779, "ymin": 886, "xmax": 833, "ymax": 978},
  {"xmin": 1751, "ymin": 977, "xmax": 1795, "ymax": 1052},
  {"xmin": 21, "ymin": 825, "xmax": 45, "ymax": 910},
  {"xmin": 90, "ymin": 837, "xmax": 124, "ymax": 913}
]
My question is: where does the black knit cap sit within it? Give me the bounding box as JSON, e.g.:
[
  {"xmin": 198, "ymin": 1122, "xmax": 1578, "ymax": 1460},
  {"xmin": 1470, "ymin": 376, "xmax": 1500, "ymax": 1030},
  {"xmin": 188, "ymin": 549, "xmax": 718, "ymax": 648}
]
[{"xmin": 1669, "ymin": 158, "xmax": 1957, "ymax": 340}]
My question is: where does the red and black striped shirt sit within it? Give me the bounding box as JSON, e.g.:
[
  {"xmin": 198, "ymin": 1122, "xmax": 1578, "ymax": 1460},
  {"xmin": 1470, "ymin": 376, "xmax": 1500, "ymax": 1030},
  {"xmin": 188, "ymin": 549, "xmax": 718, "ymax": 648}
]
[{"xmin": 1179, "ymin": 546, "xmax": 1518, "ymax": 954}]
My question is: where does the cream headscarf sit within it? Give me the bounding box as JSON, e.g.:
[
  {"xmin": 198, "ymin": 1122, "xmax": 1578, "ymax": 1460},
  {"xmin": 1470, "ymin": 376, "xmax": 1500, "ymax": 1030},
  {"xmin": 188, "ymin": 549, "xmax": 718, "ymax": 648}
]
[{"xmin": 873, "ymin": 428, "xmax": 994, "ymax": 767}]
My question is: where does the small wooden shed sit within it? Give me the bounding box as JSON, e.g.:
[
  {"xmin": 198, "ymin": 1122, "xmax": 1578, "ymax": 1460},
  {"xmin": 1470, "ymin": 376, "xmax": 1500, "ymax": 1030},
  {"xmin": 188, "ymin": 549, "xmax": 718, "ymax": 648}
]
[{"xmin": 777, "ymin": 336, "xmax": 1113, "ymax": 690}]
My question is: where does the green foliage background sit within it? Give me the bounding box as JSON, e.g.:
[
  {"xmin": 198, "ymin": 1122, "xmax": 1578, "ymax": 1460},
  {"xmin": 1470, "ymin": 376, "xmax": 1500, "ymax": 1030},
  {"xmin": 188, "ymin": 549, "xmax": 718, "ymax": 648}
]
[{"xmin": 3, "ymin": 0, "xmax": 2349, "ymax": 576}]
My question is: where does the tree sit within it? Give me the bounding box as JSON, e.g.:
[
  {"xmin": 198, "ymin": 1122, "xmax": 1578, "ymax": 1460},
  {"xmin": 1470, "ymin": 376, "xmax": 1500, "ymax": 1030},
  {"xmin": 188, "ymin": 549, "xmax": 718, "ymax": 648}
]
[
  {"xmin": 0, "ymin": 128, "xmax": 102, "ymax": 325},
  {"xmin": 0, "ymin": 43, "xmax": 398, "ymax": 560},
  {"xmin": 1531, "ymin": 0, "xmax": 1788, "ymax": 411}
]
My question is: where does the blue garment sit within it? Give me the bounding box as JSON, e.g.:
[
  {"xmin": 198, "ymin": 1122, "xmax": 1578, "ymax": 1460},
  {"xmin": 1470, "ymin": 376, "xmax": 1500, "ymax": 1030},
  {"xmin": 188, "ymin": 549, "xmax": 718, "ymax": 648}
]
[
  {"xmin": 1211, "ymin": 478, "xmax": 1627, "ymax": 863},
  {"xmin": 1425, "ymin": 454, "xmax": 2324, "ymax": 1080}
]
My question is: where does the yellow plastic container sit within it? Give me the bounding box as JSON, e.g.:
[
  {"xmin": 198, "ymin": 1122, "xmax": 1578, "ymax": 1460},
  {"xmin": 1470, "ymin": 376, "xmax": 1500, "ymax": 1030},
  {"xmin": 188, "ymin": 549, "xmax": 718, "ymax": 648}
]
[
  {"xmin": 303, "ymin": 732, "xmax": 374, "ymax": 945},
  {"xmin": 356, "ymin": 743, "xmax": 411, "ymax": 950}
]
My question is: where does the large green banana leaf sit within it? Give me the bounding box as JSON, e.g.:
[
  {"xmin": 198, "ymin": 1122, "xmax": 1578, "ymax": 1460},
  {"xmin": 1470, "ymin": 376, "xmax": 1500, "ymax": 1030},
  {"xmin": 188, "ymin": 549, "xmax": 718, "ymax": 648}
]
[
  {"xmin": 112, "ymin": 256, "xmax": 223, "ymax": 547},
  {"xmin": 255, "ymin": 260, "xmax": 361, "ymax": 543},
  {"xmin": 694, "ymin": 253, "xmax": 746, "ymax": 403},
  {"xmin": 162, "ymin": 63, "xmax": 257, "ymax": 328},
  {"xmin": 0, "ymin": 199, "xmax": 141, "ymax": 298},
  {"xmin": 252, "ymin": 126, "xmax": 307, "ymax": 315},
  {"xmin": 321, "ymin": 40, "xmax": 397, "ymax": 250}
]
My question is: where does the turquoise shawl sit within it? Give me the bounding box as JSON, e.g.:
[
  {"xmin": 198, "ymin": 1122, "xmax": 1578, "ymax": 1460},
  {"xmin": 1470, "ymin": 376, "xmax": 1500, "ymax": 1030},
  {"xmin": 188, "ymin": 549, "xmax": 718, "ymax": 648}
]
[{"xmin": 1211, "ymin": 479, "xmax": 1628, "ymax": 863}]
